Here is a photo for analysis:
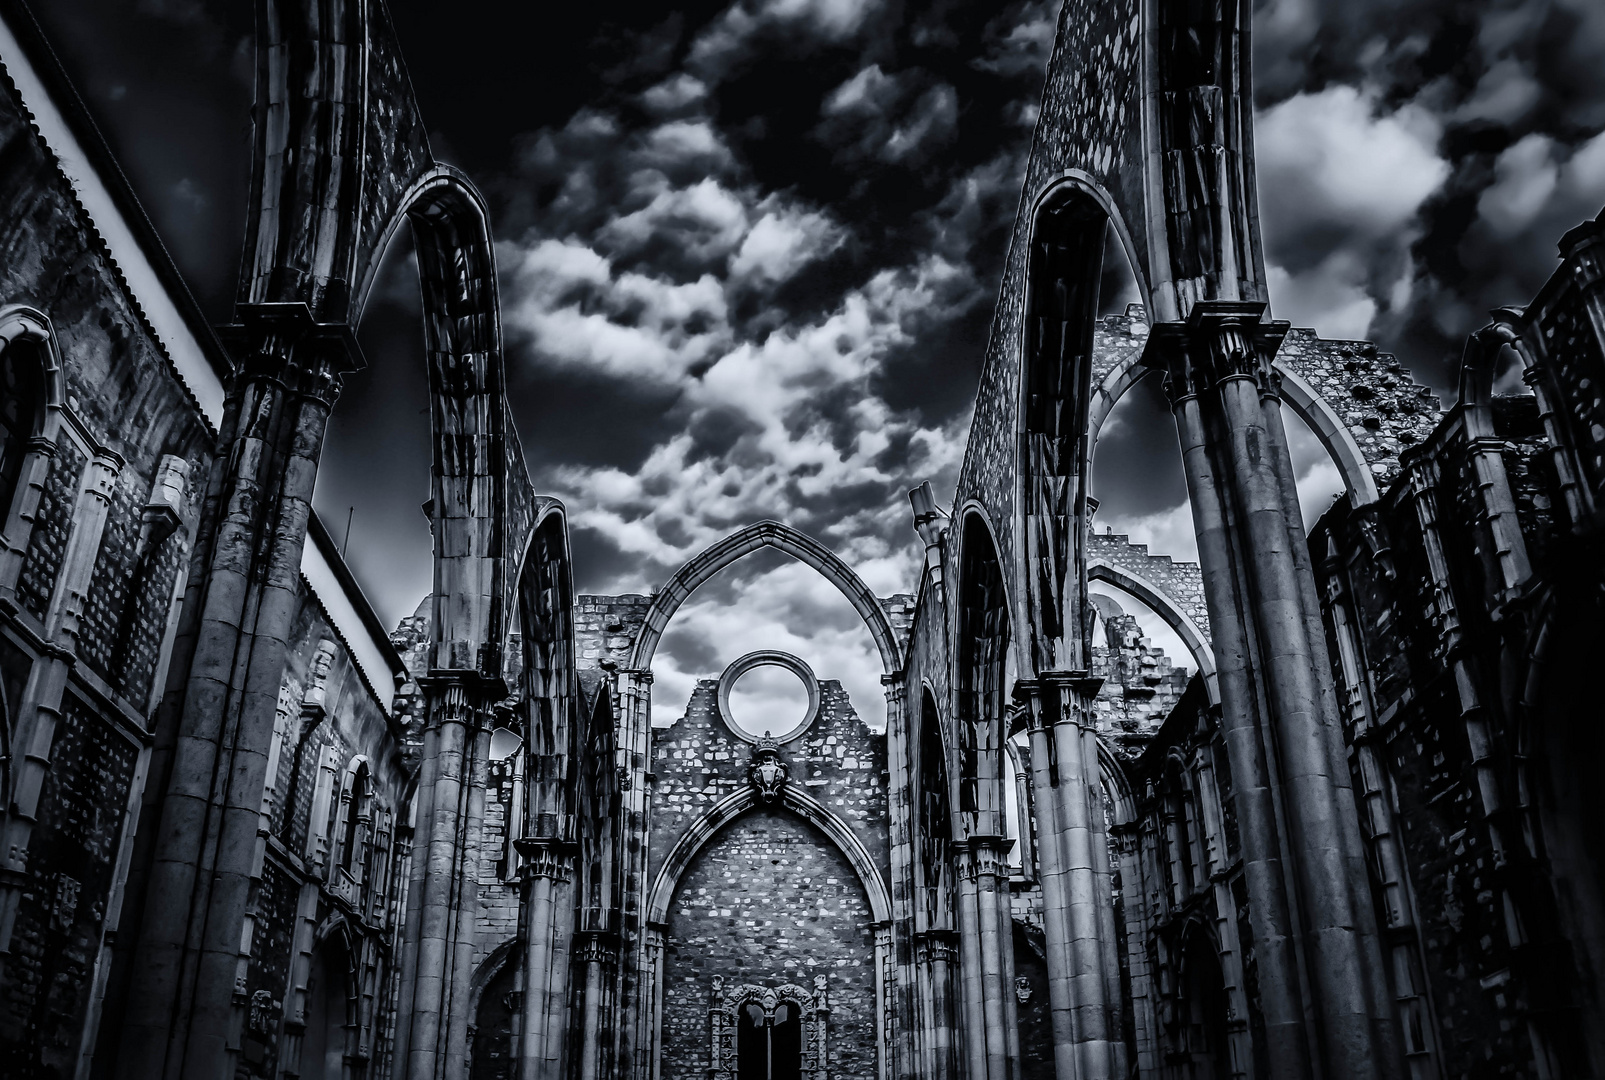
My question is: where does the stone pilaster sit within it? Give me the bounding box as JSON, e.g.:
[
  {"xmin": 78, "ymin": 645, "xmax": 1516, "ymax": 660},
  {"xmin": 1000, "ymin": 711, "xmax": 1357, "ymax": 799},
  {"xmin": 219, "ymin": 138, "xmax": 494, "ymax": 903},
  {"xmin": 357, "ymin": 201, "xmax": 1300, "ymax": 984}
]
[
  {"xmin": 610, "ymin": 668, "xmax": 654, "ymax": 1080},
  {"xmin": 881, "ymin": 672, "xmax": 919, "ymax": 1080},
  {"xmin": 0, "ymin": 433, "xmax": 58, "ymax": 606}
]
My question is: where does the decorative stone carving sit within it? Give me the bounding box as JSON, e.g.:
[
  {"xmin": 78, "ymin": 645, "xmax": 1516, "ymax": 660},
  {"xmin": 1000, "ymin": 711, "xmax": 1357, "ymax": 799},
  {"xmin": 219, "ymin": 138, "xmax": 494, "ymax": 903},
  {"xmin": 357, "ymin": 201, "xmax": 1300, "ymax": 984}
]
[
  {"xmin": 708, "ymin": 978, "xmax": 828, "ymax": 1079},
  {"xmin": 747, "ymin": 736, "xmax": 790, "ymax": 803},
  {"xmin": 1015, "ymin": 976, "xmax": 1033, "ymax": 1005}
]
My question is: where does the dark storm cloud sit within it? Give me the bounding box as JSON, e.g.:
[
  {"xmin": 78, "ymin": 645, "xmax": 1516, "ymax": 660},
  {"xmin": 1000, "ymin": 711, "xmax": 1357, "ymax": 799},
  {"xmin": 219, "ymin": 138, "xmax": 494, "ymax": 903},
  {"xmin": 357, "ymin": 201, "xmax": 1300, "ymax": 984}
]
[
  {"xmin": 1251, "ymin": 0, "xmax": 1605, "ymax": 384},
  {"xmin": 31, "ymin": 0, "xmax": 1605, "ymax": 714}
]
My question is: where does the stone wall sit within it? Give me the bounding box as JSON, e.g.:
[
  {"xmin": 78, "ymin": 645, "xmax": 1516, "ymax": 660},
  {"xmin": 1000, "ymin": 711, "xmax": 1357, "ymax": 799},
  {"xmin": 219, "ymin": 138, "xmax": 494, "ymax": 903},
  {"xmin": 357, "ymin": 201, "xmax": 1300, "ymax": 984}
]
[
  {"xmin": 649, "ymin": 672, "xmax": 889, "ymax": 1075},
  {"xmin": 661, "ymin": 806, "xmax": 879, "ymax": 1079},
  {"xmin": 649, "ymin": 679, "xmax": 889, "ymax": 894},
  {"xmin": 1087, "ymin": 600, "xmax": 1190, "ymax": 763},
  {"xmin": 0, "ymin": 49, "xmax": 215, "ymax": 1078}
]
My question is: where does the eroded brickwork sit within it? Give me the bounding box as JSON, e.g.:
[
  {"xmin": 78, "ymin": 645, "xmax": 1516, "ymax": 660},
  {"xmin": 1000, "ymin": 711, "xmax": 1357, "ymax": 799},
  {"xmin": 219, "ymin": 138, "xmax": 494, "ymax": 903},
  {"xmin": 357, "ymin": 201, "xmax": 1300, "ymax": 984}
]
[{"xmin": 1087, "ymin": 601, "xmax": 1190, "ymax": 762}]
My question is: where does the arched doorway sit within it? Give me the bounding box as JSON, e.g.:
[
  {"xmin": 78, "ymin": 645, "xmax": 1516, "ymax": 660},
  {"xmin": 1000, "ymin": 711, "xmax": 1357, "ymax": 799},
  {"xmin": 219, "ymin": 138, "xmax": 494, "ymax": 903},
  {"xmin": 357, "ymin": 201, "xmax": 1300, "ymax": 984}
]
[
  {"xmin": 470, "ymin": 956, "xmax": 518, "ymax": 1080},
  {"xmin": 1178, "ymin": 933, "xmax": 1231, "ymax": 1080},
  {"xmin": 300, "ymin": 937, "xmax": 351, "ymax": 1080}
]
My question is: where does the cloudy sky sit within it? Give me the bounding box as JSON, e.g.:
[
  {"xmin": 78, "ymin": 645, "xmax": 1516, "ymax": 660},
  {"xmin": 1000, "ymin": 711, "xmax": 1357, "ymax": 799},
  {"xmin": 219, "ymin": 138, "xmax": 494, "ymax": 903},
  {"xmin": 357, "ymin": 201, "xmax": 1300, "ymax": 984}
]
[{"xmin": 33, "ymin": 0, "xmax": 1605, "ymax": 724}]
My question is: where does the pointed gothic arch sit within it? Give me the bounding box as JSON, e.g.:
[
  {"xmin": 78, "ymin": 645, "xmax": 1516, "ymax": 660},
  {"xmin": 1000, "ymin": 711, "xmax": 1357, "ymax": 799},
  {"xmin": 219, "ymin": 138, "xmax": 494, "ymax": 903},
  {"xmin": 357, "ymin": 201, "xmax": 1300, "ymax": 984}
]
[
  {"xmin": 647, "ymin": 784, "xmax": 892, "ymax": 925},
  {"xmin": 1086, "ymin": 560, "xmax": 1218, "ymax": 702},
  {"xmin": 917, "ymin": 685, "xmax": 956, "ymax": 934},
  {"xmin": 1085, "ymin": 348, "xmax": 1383, "ymax": 506},
  {"xmin": 955, "ymin": 510, "xmax": 1010, "ymax": 837},
  {"xmin": 627, "ymin": 519, "xmax": 901, "ymax": 674},
  {"xmin": 508, "ymin": 502, "xmax": 579, "ymax": 844}
]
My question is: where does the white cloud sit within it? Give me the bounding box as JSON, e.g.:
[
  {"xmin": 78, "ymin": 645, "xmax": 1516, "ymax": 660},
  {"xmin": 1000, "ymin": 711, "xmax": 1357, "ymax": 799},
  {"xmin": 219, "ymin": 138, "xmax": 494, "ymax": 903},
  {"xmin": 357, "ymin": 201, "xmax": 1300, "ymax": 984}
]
[
  {"xmin": 642, "ymin": 74, "xmax": 709, "ymax": 115},
  {"xmin": 1479, "ymin": 134, "xmax": 1561, "ymax": 240},
  {"xmin": 1267, "ymin": 252, "xmax": 1379, "ymax": 340},
  {"xmin": 1256, "ymin": 85, "xmax": 1448, "ymax": 244},
  {"xmin": 599, "ymin": 177, "xmax": 752, "ymax": 265},
  {"xmin": 728, "ymin": 203, "xmax": 845, "ymax": 286}
]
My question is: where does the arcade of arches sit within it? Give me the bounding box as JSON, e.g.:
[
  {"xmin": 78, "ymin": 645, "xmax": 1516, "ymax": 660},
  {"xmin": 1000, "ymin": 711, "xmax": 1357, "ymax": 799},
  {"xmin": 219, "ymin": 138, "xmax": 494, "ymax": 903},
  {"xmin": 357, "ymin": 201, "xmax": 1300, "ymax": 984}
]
[{"xmin": 1, "ymin": 3, "xmax": 1604, "ymax": 1080}]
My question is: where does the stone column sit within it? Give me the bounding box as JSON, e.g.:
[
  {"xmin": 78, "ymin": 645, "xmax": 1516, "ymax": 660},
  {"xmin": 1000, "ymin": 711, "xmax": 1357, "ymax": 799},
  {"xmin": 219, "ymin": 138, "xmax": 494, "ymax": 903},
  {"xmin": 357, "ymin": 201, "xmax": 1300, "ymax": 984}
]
[
  {"xmin": 1153, "ymin": 301, "xmax": 1400, "ymax": 1080},
  {"xmin": 110, "ymin": 309, "xmax": 353, "ymax": 1080},
  {"xmin": 515, "ymin": 836, "xmax": 576, "ymax": 1080},
  {"xmin": 611, "ymin": 669, "xmax": 655, "ymax": 1080},
  {"xmin": 1017, "ymin": 670, "xmax": 1116, "ymax": 1080},
  {"xmin": 0, "ymin": 447, "xmax": 120, "ymax": 964},
  {"xmin": 573, "ymin": 930, "xmax": 616, "ymax": 1080},
  {"xmin": 392, "ymin": 673, "xmax": 496, "ymax": 1080},
  {"xmin": 1016, "ymin": 677, "xmax": 1076, "ymax": 1080},
  {"xmin": 881, "ymin": 674, "xmax": 918, "ymax": 1080},
  {"xmin": 915, "ymin": 930, "xmax": 959, "ymax": 1080},
  {"xmin": 954, "ymin": 835, "xmax": 1016, "ymax": 1080}
]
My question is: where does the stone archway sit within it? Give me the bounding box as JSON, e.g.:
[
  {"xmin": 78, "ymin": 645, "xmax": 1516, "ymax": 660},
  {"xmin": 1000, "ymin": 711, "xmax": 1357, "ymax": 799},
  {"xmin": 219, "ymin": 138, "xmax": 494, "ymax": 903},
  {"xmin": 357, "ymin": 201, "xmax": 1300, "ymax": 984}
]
[
  {"xmin": 628, "ymin": 519, "xmax": 901, "ymax": 675},
  {"xmin": 1086, "ymin": 561, "xmax": 1217, "ymax": 701},
  {"xmin": 647, "ymin": 786, "xmax": 891, "ymax": 1080}
]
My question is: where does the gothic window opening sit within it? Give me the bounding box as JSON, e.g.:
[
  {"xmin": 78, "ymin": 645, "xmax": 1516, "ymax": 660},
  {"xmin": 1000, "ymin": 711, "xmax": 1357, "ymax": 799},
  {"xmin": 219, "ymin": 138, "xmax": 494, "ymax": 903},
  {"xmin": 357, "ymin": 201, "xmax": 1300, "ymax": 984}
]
[
  {"xmin": 339, "ymin": 762, "xmax": 373, "ymax": 876},
  {"xmin": 918, "ymin": 688, "xmax": 954, "ymax": 930},
  {"xmin": 0, "ymin": 337, "xmax": 43, "ymax": 527},
  {"xmin": 711, "ymin": 982, "xmax": 827, "ymax": 1080},
  {"xmin": 517, "ymin": 517, "xmax": 576, "ymax": 848},
  {"xmin": 1022, "ymin": 200, "xmax": 1106, "ymax": 672},
  {"xmin": 957, "ymin": 514, "xmax": 1009, "ymax": 829},
  {"xmin": 737, "ymin": 1001, "xmax": 803, "ymax": 1080}
]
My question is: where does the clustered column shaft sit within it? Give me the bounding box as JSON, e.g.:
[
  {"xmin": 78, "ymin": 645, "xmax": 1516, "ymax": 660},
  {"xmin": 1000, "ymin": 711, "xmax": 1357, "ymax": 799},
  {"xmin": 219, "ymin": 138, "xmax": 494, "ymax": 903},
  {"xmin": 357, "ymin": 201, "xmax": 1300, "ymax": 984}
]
[
  {"xmin": 1019, "ymin": 671, "xmax": 1120, "ymax": 1080},
  {"xmin": 1153, "ymin": 301, "xmax": 1401, "ymax": 1080},
  {"xmin": 112, "ymin": 313, "xmax": 350, "ymax": 1080},
  {"xmin": 954, "ymin": 834, "xmax": 1017, "ymax": 1080},
  {"xmin": 392, "ymin": 673, "xmax": 496, "ymax": 1080}
]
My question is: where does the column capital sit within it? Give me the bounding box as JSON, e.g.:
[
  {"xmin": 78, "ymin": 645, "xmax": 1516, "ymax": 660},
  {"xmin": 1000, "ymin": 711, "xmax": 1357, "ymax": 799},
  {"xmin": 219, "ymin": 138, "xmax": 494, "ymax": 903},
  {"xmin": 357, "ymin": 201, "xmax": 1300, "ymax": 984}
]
[
  {"xmin": 221, "ymin": 302, "xmax": 365, "ymax": 407},
  {"xmin": 954, "ymin": 834, "xmax": 1014, "ymax": 882},
  {"xmin": 514, "ymin": 836, "xmax": 579, "ymax": 881},
  {"xmin": 573, "ymin": 929, "xmax": 620, "ymax": 966},
  {"xmin": 1147, "ymin": 301, "xmax": 1291, "ymax": 405},
  {"xmin": 1013, "ymin": 671, "xmax": 1102, "ymax": 730},
  {"xmin": 418, "ymin": 667, "xmax": 509, "ymax": 701}
]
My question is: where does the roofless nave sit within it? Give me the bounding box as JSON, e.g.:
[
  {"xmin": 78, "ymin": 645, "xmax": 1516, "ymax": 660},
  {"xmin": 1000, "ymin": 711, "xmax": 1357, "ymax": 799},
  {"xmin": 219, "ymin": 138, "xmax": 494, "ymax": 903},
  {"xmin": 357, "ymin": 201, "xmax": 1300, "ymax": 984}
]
[{"xmin": 0, "ymin": 1, "xmax": 1603, "ymax": 1079}]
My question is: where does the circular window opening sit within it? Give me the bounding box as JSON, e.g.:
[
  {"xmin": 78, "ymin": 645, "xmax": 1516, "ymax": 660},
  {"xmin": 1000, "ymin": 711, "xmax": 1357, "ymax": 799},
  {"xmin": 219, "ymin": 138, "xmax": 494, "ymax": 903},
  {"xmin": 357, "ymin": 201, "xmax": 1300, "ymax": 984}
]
[{"xmin": 718, "ymin": 652, "xmax": 820, "ymax": 743}]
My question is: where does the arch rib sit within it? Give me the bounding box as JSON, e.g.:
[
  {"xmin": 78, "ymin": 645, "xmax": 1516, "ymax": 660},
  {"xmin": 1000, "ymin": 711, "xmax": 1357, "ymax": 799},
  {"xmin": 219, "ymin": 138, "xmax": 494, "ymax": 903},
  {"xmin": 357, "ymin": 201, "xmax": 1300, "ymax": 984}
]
[
  {"xmin": 646, "ymin": 783, "xmax": 892, "ymax": 925},
  {"xmin": 1086, "ymin": 350, "xmax": 1382, "ymax": 506},
  {"xmin": 627, "ymin": 520, "xmax": 901, "ymax": 673},
  {"xmin": 1088, "ymin": 561, "xmax": 1219, "ymax": 704}
]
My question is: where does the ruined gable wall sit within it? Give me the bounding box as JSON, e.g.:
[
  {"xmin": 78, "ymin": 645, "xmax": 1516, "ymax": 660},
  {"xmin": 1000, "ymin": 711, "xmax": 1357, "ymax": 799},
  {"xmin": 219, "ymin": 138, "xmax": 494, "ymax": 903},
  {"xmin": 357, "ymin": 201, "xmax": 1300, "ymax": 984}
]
[{"xmin": 650, "ymin": 676, "xmax": 888, "ymax": 1076}]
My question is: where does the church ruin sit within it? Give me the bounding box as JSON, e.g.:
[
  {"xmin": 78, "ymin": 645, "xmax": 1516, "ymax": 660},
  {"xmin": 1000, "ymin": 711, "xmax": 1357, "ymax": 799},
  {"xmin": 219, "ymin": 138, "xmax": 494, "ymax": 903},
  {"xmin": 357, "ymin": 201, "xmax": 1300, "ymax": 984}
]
[{"xmin": 1, "ymin": 0, "xmax": 1603, "ymax": 1078}]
